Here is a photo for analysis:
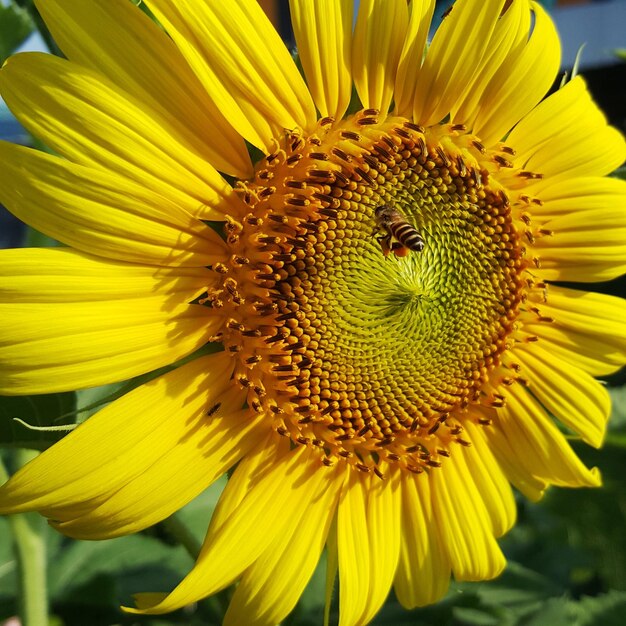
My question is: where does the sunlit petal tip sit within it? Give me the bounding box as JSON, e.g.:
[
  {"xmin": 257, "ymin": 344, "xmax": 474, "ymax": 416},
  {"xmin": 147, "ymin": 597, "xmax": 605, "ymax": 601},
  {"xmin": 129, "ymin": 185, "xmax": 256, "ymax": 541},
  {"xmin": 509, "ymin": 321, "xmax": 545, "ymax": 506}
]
[
  {"xmin": 222, "ymin": 460, "xmax": 342, "ymax": 626},
  {"xmin": 123, "ymin": 593, "xmax": 168, "ymax": 614}
]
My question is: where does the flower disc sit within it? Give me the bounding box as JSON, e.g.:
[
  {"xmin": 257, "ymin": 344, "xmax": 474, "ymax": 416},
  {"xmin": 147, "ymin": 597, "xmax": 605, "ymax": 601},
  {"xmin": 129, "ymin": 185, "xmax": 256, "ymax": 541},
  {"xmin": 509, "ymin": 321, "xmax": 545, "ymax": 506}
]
[{"xmin": 213, "ymin": 111, "xmax": 526, "ymax": 474}]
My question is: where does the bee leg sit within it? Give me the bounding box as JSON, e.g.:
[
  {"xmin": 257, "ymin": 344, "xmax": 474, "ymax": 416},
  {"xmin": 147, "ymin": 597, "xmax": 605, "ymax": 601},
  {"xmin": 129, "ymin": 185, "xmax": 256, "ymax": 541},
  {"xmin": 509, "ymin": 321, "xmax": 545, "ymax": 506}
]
[{"xmin": 377, "ymin": 234, "xmax": 392, "ymax": 257}]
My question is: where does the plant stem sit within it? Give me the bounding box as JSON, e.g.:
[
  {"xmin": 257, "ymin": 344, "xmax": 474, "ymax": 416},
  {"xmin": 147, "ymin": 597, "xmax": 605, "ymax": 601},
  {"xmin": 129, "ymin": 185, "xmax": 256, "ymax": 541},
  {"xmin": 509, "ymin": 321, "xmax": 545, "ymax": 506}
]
[
  {"xmin": 160, "ymin": 513, "xmax": 231, "ymax": 622},
  {"xmin": 160, "ymin": 512, "xmax": 202, "ymax": 560},
  {"xmin": 3, "ymin": 450, "xmax": 49, "ymax": 626}
]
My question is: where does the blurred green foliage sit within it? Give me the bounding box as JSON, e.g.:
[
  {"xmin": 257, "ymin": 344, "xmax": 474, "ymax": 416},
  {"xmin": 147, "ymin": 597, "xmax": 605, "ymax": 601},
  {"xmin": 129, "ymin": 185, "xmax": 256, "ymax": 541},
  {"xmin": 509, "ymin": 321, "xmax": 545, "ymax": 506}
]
[{"xmin": 0, "ymin": 2, "xmax": 33, "ymax": 63}]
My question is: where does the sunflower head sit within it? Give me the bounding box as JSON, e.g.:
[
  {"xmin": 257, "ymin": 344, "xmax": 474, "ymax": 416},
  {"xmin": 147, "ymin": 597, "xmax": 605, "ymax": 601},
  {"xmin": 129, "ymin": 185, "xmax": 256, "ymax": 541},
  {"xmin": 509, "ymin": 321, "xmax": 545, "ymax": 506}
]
[
  {"xmin": 212, "ymin": 109, "xmax": 534, "ymax": 477},
  {"xmin": 0, "ymin": 0, "xmax": 624, "ymax": 625}
]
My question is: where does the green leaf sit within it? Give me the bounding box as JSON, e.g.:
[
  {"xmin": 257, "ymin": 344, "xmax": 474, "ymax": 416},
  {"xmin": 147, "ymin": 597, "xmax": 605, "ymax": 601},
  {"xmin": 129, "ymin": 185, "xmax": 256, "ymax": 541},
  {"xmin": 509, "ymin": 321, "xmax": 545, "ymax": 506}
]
[
  {"xmin": 0, "ymin": 482, "xmax": 228, "ymax": 624},
  {"xmin": 543, "ymin": 439, "xmax": 626, "ymax": 591},
  {"xmin": 517, "ymin": 597, "xmax": 575, "ymax": 626},
  {"xmin": 371, "ymin": 588, "xmax": 480, "ymax": 626},
  {"xmin": 283, "ymin": 551, "xmax": 327, "ymax": 626},
  {"xmin": 0, "ymin": 3, "xmax": 34, "ymax": 63},
  {"xmin": 0, "ymin": 516, "xmax": 17, "ymax": 600},
  {"xmin": 574, "ymin": 590, "xmax": 626, "ymax": 626},
  {"xmin": 46, "ymin": 533, "xmax": 214, "ymax": 624},
  {"xmin": 608, "ymin": 384, "xmax": 626, "ymax": 431},
  {"xmin": 42, "ymin": 480, "xmax": 227, "ymax": 624},
  {"xmin": 23, "ymin": 226, "xmax": 62, "ymax": 248},
  {"xmin": 452, "ymin": 606, "xmax": 503, "ymax": 626},
  {"xmin": 0, "ymin": 392, "xmax": 77, "ymax": 450},
  {"xmin": 448, "ymin": 562, "xmax": 568, "ymax": 626},
  {"xmin": 48, "ymin": 534, "xmax": 192, "ymax": 605},
  {"xmin": 469, "ymin": 561, "xmax": 564, "ymax": 606}
]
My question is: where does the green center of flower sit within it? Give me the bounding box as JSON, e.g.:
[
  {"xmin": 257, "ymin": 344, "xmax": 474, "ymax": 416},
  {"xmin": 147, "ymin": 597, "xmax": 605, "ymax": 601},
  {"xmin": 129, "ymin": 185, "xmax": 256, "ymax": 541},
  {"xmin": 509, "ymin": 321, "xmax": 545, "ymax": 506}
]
[{"xmin": 211, "ymin": 110, "xmax": 527, "ymax": 474}]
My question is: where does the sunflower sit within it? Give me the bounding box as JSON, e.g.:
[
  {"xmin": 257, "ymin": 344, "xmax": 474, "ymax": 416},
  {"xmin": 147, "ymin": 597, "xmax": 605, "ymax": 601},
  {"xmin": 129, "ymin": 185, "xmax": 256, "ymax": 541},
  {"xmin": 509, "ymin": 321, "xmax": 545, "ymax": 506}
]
[{"xmin": 1, "ymin": 0, "xmax": 625, "ymax": 623}]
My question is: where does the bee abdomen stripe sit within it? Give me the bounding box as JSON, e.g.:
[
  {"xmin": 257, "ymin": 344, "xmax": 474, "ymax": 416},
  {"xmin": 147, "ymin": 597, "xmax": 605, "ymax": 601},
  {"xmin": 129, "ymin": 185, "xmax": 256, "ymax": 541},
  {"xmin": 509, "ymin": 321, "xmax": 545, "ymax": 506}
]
[{"xmin": 392, "ymin": 224, "xmax": 424, "ymax": 249}]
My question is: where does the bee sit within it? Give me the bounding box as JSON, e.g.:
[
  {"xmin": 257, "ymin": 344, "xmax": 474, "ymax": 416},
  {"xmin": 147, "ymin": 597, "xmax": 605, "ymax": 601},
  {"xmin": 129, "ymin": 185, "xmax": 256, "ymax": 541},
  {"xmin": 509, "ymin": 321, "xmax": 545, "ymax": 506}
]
[{"xmin": 374, "ymin": 205, "xmax": 424, "ymax": 258}]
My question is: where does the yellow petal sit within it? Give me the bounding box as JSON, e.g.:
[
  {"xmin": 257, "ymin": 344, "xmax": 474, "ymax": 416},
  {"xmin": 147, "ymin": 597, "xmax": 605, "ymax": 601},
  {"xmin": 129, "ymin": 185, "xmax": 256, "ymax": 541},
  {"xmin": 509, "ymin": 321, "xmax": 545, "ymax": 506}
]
[
  {"xmin": 495, "ymin": 384, "xmax": 601, "ymax": 487},
  {"xmin": 352, "ymin": 0, "xmax": 409, "ymax": 115},
  {"xmin": 205, "ymin": 433, "xmax": 291, "ymax": 537},
  {"xmin": 451, "ymin": 0, "xmax": 531, "ymax": 128},
  {"xmin": 525, "ymin": 285, "xmax": 626, "ymax": 376},
  {"xmin": 515, "ymin": 343, "xmax": 609, "ymax": 448},
  {"xmin": 471, "ymin": 2, "xmax": 560, "ymax": 146},
  {"xmin": 431, "ymin": 450, "xmax": 506, "ymax": 581},
  {"xmin": 530, "ymin": 176, "xmax": 626, "ymax": 223},
  {"xmin": 289, "ymin": 0, "xmax": 353, "ymax": 121},
  {"xmin": 460, "ymin": 421, "xmax": 517, "ymax": 537},
  {"xmin": 507, "ymin": 78, "xmax": 597, "ymax": 161},
  {"xmin": 0, "ymin": 296, "xmax": 222, "ymax": 395},
  {"xmin": 474, "ymin": 410, "xmax": 548, "ymax": 502},
  {"xmin": 223, "ymin": 462, "xmax": 342, "ymax": 626},
  {"xmin": 0, "ymin": 248, "xmax": 216, "ymax": 303},
  {"xmin": 393, "ymin": 0, "xmax": 436, "ymax": 117},
  {"xmin": 33, "ymin": 0, "xmax": 252, "ymax": 178},
  {"xmin": 0, "ymin": 353, "xmax": 245, "ymax": 534},
  {"xmin": 533, "ymin": 208, "xmax": 626, "ymax": 282},
  {"xmin": 413, "ymin": 0, "xmax": 506, "ymax": 126},
  {"xmin": 325, "ymin": 517, "xmax": 339, "ymax": 626},
  {"xmin": 145, "ymin": 0, "xmax": 317, "ymax": 152},
  {"xmin": 507, "ymin": 76, "xmax": 626, "ymax": 178},
  {"xmin": 0, "ymin": 143, "xmax": 227, "ymax": 267},
  {"xmin": 127, "ymin": 444, "xmax": 318, "ymax": 614},
  {"xmin": 336, "ymin": 467, "xmax": 370, "ymax": 626},
  {"xmin": 0, "ymin": 53, "xmax": 243, "ymax": 222},
  {"xmin": 360, "ymin": 465, "xmax": 402, "ymax": 625},
  {"xmin": 394, "ymin": 473, "xmax": 451, "ymax": 608},
  {"xmin": 525, "ymin": 322, "xmax": 625, "ymax": 379},
  {"xmin": 54, "ymin": 396, "xmax": 260, "ymax": 539},
  {"xmin": 530, "ymin": 125, "xmax": 625, "ymax": 180}
]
